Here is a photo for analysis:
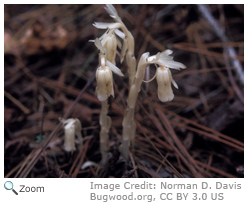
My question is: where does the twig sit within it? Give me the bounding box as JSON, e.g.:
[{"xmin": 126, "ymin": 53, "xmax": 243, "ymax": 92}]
[
  {"xmin": 137, "ymin": 164, "xmax": 160, "ymax": 178},
  {"xmin": 174, "ymin": 41, "xmax": 244, "ymax": 48},
  {"xmin": 196, "ymin": 160, "xmax": 237, "ymax": 178},
  {"xmin": 139, "ymin": 102, "xmax": 203, "ymax": 177},
  {"xmin": 155, "ymin": 108, "xmax": 205, "ymax": 176},
  {"xmin": 163, "ymin": 107, "xmax": 244, "ymax": 148},
  {"xmin": 5, "ymin": 160, "xmax": 23, "ymax": 178},
  {"xmin": 4, "ymin": 90, "xmax": 31, "ymax": 114},
  {"xmin": 138, "ymin": 123, "xmax": 184, "ymax": 178},
  {"xmin": 173, "ymin": 45, "xmax": 244, "ymax": 62},
  {"xmin": 197, "ymin": 4, "xmax": 244, "ymax": 85},
  {"xmin": 71, "ymin": 139, "xmax": 91, "ymax": 178},
  {"xmin": 129, "ymin": 152, "xmax": 138, "ymax": 178},
  {"xmin": 171, "ymin": 121, "xmax": 244, "ymax": 151},
  {"xmin": 223, "ymin": 53, "xmax": 244, "ymax": 104},
  {"xmin": 184, "ymin": 87, "xmax": 224, "ymax": 112}
]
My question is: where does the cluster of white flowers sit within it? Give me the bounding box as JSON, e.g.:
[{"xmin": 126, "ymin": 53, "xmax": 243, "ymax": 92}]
[
  {"xmin": 91, "ymin": 4, "xmax": 186, "ymax": 161},
  {"xmin": 92, "ymin": 5, "xmax": 186, "ymax": 103},
  {"xmin": 91, "ymin": 5, "xmax": 137, "ymax": 101}
]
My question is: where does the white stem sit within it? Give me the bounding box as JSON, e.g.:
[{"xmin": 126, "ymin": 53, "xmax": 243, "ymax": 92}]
[
  {"xmin": 100, "ymin": 100, "xmax": 111, "ymax": 159},
  {"xmin": 118, "ymin": 24, "xmax": 136, "ymax": 87},
  {"xmin": 121, "ymin": 53, "xmax": 150, "ymax": 160}
]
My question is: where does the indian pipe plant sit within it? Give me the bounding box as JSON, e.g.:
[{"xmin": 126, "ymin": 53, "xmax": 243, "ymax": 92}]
[{"xmin": 91, "ymin": 4, "xmax": 186, "ymax": 162}]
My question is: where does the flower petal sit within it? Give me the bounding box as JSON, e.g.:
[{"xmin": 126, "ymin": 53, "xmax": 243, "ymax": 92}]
[
  {"xmin": 115, "ymin": 29, "xmax": 125, "ymax": 39},
  {"xmin": 64, "ymin": 120, "xmax": 76, "ymax": 152},
  {"xmin": 162, "ymin": 60, "xmax": 186, "ymax": 70},
  {"xmin": 147, "ymin": 50, "xmax": 186, "ymax": 70},
  {"xmin": 104, "ymin": 4, "xmax": 120, "ymax": 20},
  {"xmin": 156, "ymin": 67, "xmax": 174, "ymax": 102},
  {"xmin": 160, "ymin": 49, "xmax": 173, "ymax": 57},
  {"xmin": 172, "ymin": 79, "xmax": 178, "ymax": 89},
  {"xmin": 96, "ymin": 66, "xmax": 114, "ymax": 101},
  {"xmin": 94, "ymin": 38, "xmax": 106, "ymax": 54},
  {"xmin": 103, "ymin": 33, "xmax": 117, "ymax": 64},
  {"xmin": 106, "ymin": 60, "xmax": 124, "ymax": 77},
  {"xmin": 93, "ymin": 22, "xmax": 121, "ymax": 29},
  {"xmin": 74, "ymin": 119, "xmax": 83, "ymax": 145}
]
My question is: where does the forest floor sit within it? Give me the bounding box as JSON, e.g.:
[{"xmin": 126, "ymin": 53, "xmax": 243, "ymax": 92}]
[{"xmin": 4, "ymin": 4, "xmax": 244, "ymax": 178}]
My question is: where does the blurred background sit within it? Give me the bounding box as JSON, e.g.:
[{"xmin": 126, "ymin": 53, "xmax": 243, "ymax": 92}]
[{"xmin": 4, "ymin": 4, "xmax": 244, "ymax": 178}]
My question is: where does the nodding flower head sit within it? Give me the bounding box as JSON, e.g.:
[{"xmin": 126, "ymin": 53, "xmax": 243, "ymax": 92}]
[
  {"xmin": 146, "ymin": 49, "xmax": 186, "ymax": 102},
  {"xmin": 92, "ymin": 23, "xmax": 121, "ymax": 64},
  {"xmin": 96, "ymin": 64, "xmax": 114, "ymax": 102},
  {"xmin": 156, "ymin": 66, "xmax": 177, "ymax": 102},
  {"xmin": 92, "ymin": 4, "xmax": 133, "ymax": 64},
  {"xmin": 103, "ymin": 30, "xmax": 117, "ymax": 65},
  {"xmin": 60, "ymin": 118, "xmax": 82, "ymax": 152},
  {"xmin": 94, "ymin": 38, "xmax": 124, "ymax": 102}
]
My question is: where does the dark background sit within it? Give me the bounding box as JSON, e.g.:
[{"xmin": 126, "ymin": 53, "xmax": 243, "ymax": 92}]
[{"xmin": 4, "ymin": 4, "xmax": 244, "ymax": 178}]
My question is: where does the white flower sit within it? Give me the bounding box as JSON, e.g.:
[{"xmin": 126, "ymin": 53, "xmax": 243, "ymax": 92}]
[
  {"xmin": 156, "ymin": 66, "xmax": 178, "ymax": 102},
  {"xmin": 146, "ymin": 50, "xmax": 186, "ymax": 102},
  {"xmin": 94, "ymin": 39, "xmax": 124, "ymax": 102},
  {"xmin": 100, "ymin": 30, "xmax": 117, "ymax": 64},
  {"xmin": 92, "ymin": 23, "xmax": 126, "ymax": 64},
  {"xmin": 60, "ymin": 118, "xmax": 82, "ymax": 152},
  {"xmin": 92, "ymin": 5, "xmax": 131, "ymax": 64},
  {"xmin": 96, "ymin": 65, "xmax": 114, "ymax": 101},
  {"xmin": 96, "ymin": 62, "xmax": 124, "ymax": 102}
]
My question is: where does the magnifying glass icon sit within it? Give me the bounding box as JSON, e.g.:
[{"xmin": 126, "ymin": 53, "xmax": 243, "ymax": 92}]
[{"xmin": 4, "ymin": 181, "xmax": 18, "ymax": 195}]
